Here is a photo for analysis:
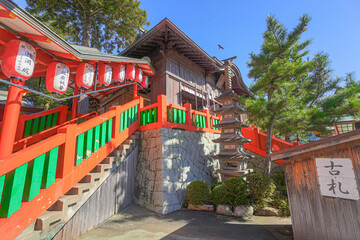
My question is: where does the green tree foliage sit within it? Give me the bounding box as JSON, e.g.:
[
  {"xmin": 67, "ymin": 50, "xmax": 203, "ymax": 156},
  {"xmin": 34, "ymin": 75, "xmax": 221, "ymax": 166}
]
[
  {"xmin": 24, "ymin": 78, "xmax": 74, "ymax": 110},
  {"xmin": 26, "ymin": 0, "xmax": 149, "ymax": 53},
  {"xmin": 243, "ymin": 14, "xmax": 312, "ymax": 175},
  {"xmin": 212, "ymin": 177, "xmax": 250, "ymax": 207},
  {"xmin": 242, "ymin": 14, "xmax": 360, "ymax": 176},
  {"xmin": 247, "ymin": 173, "xmax": 276, "ymax": 209}
]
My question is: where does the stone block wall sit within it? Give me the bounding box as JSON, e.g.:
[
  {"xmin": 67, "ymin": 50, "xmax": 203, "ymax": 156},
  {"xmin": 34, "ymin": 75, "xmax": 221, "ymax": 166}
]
[{"xmin": 135, "ymin": 128, "xmax": 220, "ymax": 214}]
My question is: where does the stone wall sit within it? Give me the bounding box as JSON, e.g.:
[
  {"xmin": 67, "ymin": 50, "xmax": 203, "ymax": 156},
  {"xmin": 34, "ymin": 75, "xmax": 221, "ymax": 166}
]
[{"xmin": 135, "ymin": 128, "xmax": 220, "ymax": 214}]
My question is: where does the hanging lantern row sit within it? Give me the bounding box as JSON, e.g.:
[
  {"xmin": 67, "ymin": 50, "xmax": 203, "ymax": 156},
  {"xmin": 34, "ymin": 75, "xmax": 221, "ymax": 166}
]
[{"xmin": 0, "ymin": 40, "xmax": 150, "ymax": 95}]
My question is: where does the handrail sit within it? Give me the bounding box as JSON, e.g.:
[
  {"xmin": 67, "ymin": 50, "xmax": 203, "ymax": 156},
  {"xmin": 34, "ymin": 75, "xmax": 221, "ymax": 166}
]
[{"xmin": 0, "ymin": 98, "xmax": 141, "ymax": 240}]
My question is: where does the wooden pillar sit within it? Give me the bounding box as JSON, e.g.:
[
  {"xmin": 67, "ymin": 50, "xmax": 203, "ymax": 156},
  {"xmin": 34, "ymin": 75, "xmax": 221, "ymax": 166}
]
[
  {"xmin": 56, "ymin": 124, "xmax": 77, "ymax": 178},
  {"xmin": 157, "ymin": 94, "xmax": 167, "ymax": 127},
  {"xmin": 133, "ymin": 83, "xmax": 138, "ymax": 98},
  {"xmin": 184, "ymin": 103, "xmax": 192, "ymax": 129},
  {"xmin": 71, "ymin": 85, "xmax": 79, "ymax": 119},
  {"xmin": 0, "ymin": 80, "xmax": 25, "ymax": 158},
  {"xmin": 203, "ymin": 109, "xmax": 211, "ymax": 130}
]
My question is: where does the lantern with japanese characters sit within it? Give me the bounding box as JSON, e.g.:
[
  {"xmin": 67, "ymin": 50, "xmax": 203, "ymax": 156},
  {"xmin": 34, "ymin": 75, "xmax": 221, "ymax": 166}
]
[
  {"xmin": 113, "ymin": 64, "xmax": 126, "ymax": 83},
  {"xmin": 46, "ymin": 62, "xmax": 70, "ymax": 94},
  {"xmin": 135, "ymin": 68, "xmax": 143, "ymax": 83},
  {"xmin": 141, "ymin": 75, "xmax": 149, "ymax": 89},
  {"xmin": 76, "ymin": 63, "xmax": 94, "ymax": 89},
  {"xmin": 126, "ymin": 64, "xmax": 136, "ymax": 81},
  {"xmin": 1, "ymin": 40, "xmax": 36, "ymax": 81},
  {"xmin": 98, "ymin": 63, "xmax": 112, "ymax": 86}
]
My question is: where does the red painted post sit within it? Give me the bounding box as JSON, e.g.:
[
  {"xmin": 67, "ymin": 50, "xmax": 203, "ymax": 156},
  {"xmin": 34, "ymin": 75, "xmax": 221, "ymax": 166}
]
[
  {"xmin": 136, "ymin": 96, "xmax": 144, "ymax": 123},
  {"xmin": 157, "ymin": 94, "xmax": 167, "ymax": 127},
  {"xmin": 58, "ymin": 105, "xmax": 69, "ymax": 124},
  {"xmin": 110, "ymin": 106, "xmax": 120, "ymax": 141},
  {"xmin": 203, "ymin": 109, "xmax": 211, "ymax": 130},
  {"xmin": 133, "ymin": 83, "xmax": 138, "ymax": 98},
  {"xmin": 252, "ymin": 126, "xmax": 260, "ymax": 148},
  {"xmin": 71, "ymin": 85, "xmax": 79, "ymax": 119},
  {"xmin": 15, "ymin": 114, "xmax": 27, "ymax": 141},
  {"xmin": 56, "ymin": 124, "xmax": 77, "ymax": 178},
  {"xmin": 0, "ymin": 80, "xmax": 25, "ymax": 158},
  {"xmin": 184, "ymin": 103, "xmax": 192, "ymax": 129}
]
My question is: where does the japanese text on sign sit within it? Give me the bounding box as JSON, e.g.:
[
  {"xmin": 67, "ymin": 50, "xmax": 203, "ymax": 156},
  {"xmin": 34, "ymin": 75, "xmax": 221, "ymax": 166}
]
[{"xmin": 315, "ymin": 158, "xmax": 359, "ymax": 200}]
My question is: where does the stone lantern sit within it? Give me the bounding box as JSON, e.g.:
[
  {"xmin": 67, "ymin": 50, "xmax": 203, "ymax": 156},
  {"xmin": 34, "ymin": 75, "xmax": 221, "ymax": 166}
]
[{"xmin": 213, "ymin": 59, "xmax": 253, "ymax": 181}]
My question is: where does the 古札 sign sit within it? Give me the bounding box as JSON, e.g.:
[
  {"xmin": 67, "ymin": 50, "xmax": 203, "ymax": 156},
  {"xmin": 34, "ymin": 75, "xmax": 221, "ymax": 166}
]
[{"xmin": 315, "ymin": 158, "xmax": 359, "ymax": 200}]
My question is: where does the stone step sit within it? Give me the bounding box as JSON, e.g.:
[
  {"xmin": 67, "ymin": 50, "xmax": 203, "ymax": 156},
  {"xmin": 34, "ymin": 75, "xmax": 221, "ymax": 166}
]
[
  {"xmin": 48, "ymin": 194, "xmax": 79, "ymax": 212},
  {"xmin": 66, "ymin": 182, "xmax": 92, "ymax": 196},
  {"xmin": 35, "ymin": 210, "xmax": 63, "ymax": 230}
]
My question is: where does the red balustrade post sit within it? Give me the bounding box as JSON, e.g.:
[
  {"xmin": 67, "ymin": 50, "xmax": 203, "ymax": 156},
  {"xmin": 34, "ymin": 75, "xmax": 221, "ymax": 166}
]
[
  {"xmin": 0, "ymin": 80, "xmax": 25, "ymax": 158},
  {"xmin": 133, "ymin": 83, "xmax": 138, "ymax": 98},
  {"xmin": 71, "ymin": 86, "xmax": 79, "ymax": 119},
  {"xmin": 56, "ymin": 124, "xmax": 77, "ymax": 178},
  {"xmin": 58, "ymin": 105, "xmax": 69, "ymax": 124},
  {"xmin": 136, "ymin": 96, "xmax": 144, "ymax": 123},
  {"xmin": 203, "ymin": 109, "xmax": 211, "ymax": 131},
  {"xmin": 15, "ymin": 113, "xmax": 27, "ymax": 141},
  {"xmin": 157, "ymin": 95, "xmax": 167, "ymax": 127},
  {"xmin": 110, "ymin": 106, "xmax": 120, "ymax": 141},
  {"xmin": 184, "ymin": 103, "xmax": 192, "ymax": 129}
]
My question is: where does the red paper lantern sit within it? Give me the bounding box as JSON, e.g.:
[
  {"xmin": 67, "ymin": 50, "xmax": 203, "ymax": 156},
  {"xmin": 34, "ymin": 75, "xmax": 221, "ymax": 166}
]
[
  {"xmin": 1, "ymin": 39, "xmax": 36, "ymax": 81},
  {"xmin": 98, "ymin": 63, "xmax": 112, "ymax": 86},
  {"xmin": 135, "ymin": 68, "xmax": 143, "ymax": 83},
  {"xmin": 126, "ymin": 64, "xmax": 136, "ymax": 81},
  {"xmin": 76, "ymin": 63, "xmax": 94, "ymax": 89},
  {"xmin": 141, "ymin": 75, "xmax": 149, "ymax": 88},
  {"xmin": 113, "ymin": 64, "xmax": 126, "ymax": 83},
  {"xmin": 46, "ymin": 62, "xmax": 70, "ymax": 94}
]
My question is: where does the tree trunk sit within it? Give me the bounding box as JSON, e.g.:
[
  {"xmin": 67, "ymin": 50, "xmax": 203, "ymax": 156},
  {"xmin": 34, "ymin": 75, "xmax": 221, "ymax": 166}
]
[
  {"xmin": 82, "ymin": 12, "xmax": 91, "ymax": 47},
  {"xmin": 264, "ymin": 121, "xmax": 275, "ymax": 177}
]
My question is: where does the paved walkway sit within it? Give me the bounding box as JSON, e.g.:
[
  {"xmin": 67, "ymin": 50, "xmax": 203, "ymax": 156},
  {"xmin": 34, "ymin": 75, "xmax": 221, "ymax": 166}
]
[{"xmin": 78, "ymin": 205, "xmax": 293, "ymax": 240}]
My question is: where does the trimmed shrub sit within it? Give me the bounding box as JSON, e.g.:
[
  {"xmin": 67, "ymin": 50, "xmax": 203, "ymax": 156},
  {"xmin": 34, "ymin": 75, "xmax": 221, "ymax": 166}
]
[
  {"xmin": 225, "ymin": 177, "xmax": 250, "ymax": 206},
  {"xmin": 212, "ymin": 184, "xmax": 230, "ymax": 206},
  {"xmin": 212, "ymin": 177, "xmax": 250, "ymax": 207},
  {"xmin": 186, "ymin": 180, "xmax": 211, "ymax": 206},
  {"xmin": 271, "ymin": 169, "xmax": 287, "ymax": 197},
  {"xmin": 247, "ymin": 173, "xmax": 276, "ymax": 209},
  {"xmin": 271, "ymin": 169, "xmax": 290, "ymax": 216}
]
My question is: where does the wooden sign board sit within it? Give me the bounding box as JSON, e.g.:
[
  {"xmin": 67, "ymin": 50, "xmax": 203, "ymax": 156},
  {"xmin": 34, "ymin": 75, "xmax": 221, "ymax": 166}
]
[{"xmin": 315, "ymin": 158, "xmax": 359, "ymax": 200}]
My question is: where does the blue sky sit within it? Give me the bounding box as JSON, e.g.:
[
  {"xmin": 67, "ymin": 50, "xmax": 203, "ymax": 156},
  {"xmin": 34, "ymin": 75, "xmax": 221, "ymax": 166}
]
[{"xmin": 15, "ymin": 0, "xmax": 360, "ymax": 87}]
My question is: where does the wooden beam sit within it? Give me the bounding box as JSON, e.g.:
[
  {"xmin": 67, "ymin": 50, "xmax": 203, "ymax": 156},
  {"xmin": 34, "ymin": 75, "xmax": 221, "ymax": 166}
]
[{"xmin": 0, "ymin": 9, "xmax": 16, "ymax": 19}]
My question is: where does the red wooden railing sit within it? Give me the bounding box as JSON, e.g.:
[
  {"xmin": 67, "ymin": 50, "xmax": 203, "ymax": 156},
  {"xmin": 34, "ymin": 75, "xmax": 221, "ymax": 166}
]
[
  {"xmin": 0, "ymin": 93, "xmax": 299, "ymax": 239},
  {"xmin": 242, "ymin": 126, "xmax": 300, "ymax": 165}
]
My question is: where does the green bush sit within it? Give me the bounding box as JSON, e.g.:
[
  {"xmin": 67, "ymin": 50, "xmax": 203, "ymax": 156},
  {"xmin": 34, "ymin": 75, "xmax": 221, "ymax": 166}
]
[
  {"xmin": 271, "ymin": 169, "xmax": 287, "ymax": 197},
  {"xmin": 186, "ymin": 180, "xmax": 211, "ymax": 206},
  {"xmin": 271, "ymin": 169, "xmax": 290, "ymax": 216},
  {"xmin": 272, "ymin": 192, "xmax": 290, "ymax": 216},
  {"xmin": 247, "ymin": 173, "xmax": 276, "ymax": 209},
  {"xmin": 212, "ymin": 184, "xmax": 230, "ymax": 206},
  {"xmin": 212, "ymin": 177, "xmax": 250, "ymax": 207}
]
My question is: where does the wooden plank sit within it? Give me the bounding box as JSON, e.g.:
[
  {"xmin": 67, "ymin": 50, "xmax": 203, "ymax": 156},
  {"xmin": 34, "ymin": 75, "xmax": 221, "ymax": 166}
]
[
  {"xmin": 31, "ymin": 117, "xmax": 40, "ymax": 135},
  {"xmin": 100, "ymin": 121, "xmax": 107, "ymax": 147},
  {"xmin": 0, "ymin": 163, "xmax": 28, "ymax": 218},
  {"xmin": 45, "ymin": 114, "xmax": 53, "ymax": 130},
  {"xmin": 85, "ymin": 128, "xmax": 93, "ymax": 159},
  {"xmin": 42, "ymin": 147, "xmax": 59, "ymax": 188},
  {"xmin": 39, "ymin": 116, "xmax": 47, "ymax": 132},
  {"xmin": 52, "ymin": 112, "xmax": 59, "ymax": 127},
  {"xmin": 76, "ymin": 133, "xmax": 85, "ymax": 166},
  {"xmin": 93, "ymin": 125, "xmax": 100, "ymax": 152},
  {"xmin": 23, "ymin": 119, "xmax": 32, "ymax": 138},
  {"xmin": 349, "ymin": 140, "xmax": 360, "ymax": 240},
  {"xmin": 23, "ymin": 153, "xmax": 45, "ymax": 202}
]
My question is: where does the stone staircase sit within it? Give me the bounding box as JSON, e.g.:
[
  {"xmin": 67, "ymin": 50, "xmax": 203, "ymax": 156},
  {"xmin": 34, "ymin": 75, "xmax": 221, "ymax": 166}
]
[{"xmin": 16, "ymin": 133, "xmax": 139, "ymax": 240}]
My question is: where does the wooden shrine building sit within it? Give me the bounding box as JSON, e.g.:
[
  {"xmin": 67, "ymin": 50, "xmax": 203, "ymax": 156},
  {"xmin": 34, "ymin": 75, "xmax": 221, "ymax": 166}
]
[{"xmin": 100, "ymin": 18, "xmax": 250, "ymax": 112}]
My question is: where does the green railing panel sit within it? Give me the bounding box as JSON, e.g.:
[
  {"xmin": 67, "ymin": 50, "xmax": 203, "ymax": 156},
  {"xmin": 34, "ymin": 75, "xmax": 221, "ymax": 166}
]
[
  {"xmin": 0, "ymin": 163, "xmax": 28, "ymax": 218},
  {"xmin": 120, "ymin": 112, "xmax": 124, "ymax": 132},
  {"xmin": 107, "ymin": 118, "xmax": 113, "ymax": 142},
  {"xmin": 85, "ymin": 128, "xmax": 93, "ymax": 159},
  {"xmin": 0, "ymin": 175, "xmax": 4, "ymax": 206},
  {"xmin": 135, "ymin": 105, "xmax": 138, "ymax": 121},
  {"xmin": 24, "ymin": 119, "xmax": 32, "ymax": 138},
  {"xmin": 167, "ymin": 107, "xmax": 171, "ymax": 122},
  {"xmin": 31, "ymin": 117, "xmax": 40, "ymax": 135},
  {"xmin": 211, "ymin": 119, "xmax": 213, "ymax": 129},
  {"xmin": 45, "ymin": 114, "xmax": 53, "ymax": 130},
  {"xmin": 124, "ymin": 110, "xmax": 128, "ymax": 130},
  {"xmin": 23, "ymin": 153, "xmax": 45, "ymax": 202},
  {"xmin": 172, "ymin": 108, "xmax": 177, "ymax": 123},
  {"xmin": 39, "ymin": 116, "xmax": 47, "ymax": 132},
  {"xmin": 93, "ymin": 125, "xmax": 100, "ymax": 152},
  {"xmin": 131, "ymin": 107, "xmax": 135, "ymax": 124},
  {"xmin": 146, "ymin": 109, "xmax": 149, "ymax": 125},
  {"xmin": 100, "ymin": 121, "xmax": 107, "ymax": 147},
  {"xmin": 76, "ymin": 133, "xmax": 85, "ymax": 166},
  {"xmin": 192, "ymin": 113, "xmax": 195, "ymax": 126},
  {"xmin": 182, "ymin": 110, "xmax": 186, "ymax": 124},
  {"xmin": 178, "ymin": 110, "xmax": 182, "ymax": 124},
  {"xmin": 52, "ymin": 112, "xmax": 58, "ymax": 127},
  {"xmin": 42, "ymin": 147, "xmax": 59, "ymax": 189},
  {"xmin": 154, "ymin": 107, "xmax": 158, "ymax": 122}
]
